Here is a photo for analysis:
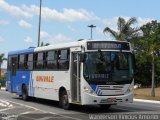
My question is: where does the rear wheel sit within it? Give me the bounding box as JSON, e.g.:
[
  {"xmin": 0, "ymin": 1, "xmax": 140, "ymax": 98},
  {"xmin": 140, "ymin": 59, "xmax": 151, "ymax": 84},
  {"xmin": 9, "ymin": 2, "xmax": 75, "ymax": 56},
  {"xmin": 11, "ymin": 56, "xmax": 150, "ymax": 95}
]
[
  {"xmin": 99, "ymin": 104, "xmax": 111, "ymax": 109},
  {"xmin": 60, "ymin": 90, "xmax": 71, "ymax": 110},
  {"xmin": 22, "ymin": 85, "xmax": 29, "ymax": 101}
]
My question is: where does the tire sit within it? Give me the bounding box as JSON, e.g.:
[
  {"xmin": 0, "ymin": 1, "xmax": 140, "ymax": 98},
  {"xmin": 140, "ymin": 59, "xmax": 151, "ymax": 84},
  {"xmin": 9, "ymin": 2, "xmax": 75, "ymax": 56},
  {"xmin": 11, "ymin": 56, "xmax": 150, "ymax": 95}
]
[
  {"xmin": 22, "ymin": 85, "xmax": 29, "ymax": 101},
  {"xmin": 60, "ymin": 90, "xmax": 71, "ymax": 110},
  {"xmin": 99, "ymin": 104, "xmax": 111, "ymax": 109}
]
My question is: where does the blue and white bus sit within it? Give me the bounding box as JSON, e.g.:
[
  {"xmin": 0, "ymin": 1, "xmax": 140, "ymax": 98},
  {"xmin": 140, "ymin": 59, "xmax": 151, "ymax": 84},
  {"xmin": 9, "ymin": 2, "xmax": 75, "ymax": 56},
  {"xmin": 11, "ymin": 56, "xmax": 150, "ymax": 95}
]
[{"xmin": 6, "ymin": 40, "xmax": 135, "ymax": 109}]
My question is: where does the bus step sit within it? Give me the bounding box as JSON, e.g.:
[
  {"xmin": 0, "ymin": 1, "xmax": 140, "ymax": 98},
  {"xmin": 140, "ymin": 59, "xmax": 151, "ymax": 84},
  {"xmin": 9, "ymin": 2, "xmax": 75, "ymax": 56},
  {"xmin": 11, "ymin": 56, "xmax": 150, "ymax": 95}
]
[{"xmin": 72, "ymin": 101, "xmax": 81, "ymax": 104}]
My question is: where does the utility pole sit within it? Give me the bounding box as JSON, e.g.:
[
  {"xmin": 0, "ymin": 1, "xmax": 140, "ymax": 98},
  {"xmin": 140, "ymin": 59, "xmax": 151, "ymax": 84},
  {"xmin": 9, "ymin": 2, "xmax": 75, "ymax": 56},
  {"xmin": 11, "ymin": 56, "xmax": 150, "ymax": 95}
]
[
  {"xmin": 88, "ymin": 24, "xmax": 96, "ymax": 40},
  {"xmin": 38, "ymin": 0, "xmax": 42, "ymax": 47}
]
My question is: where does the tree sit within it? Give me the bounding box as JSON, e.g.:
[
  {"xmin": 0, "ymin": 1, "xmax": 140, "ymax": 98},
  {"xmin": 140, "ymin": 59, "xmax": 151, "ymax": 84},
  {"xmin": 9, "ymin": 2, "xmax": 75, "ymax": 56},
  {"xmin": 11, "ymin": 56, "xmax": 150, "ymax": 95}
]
[
  {"xmin": 103, "ymin": 17, "xmax": 139, "ymax": 41},
  {"xmin": 134, "ymin": 20, "xmax": 160, "ymax": 97},
  {"xmin": 40, "ymin": 42, "xmax": 50, "ymax": 46},
  {"xmin": 0, "ymin": 53, "xmax": 7, "ymax": 80}
]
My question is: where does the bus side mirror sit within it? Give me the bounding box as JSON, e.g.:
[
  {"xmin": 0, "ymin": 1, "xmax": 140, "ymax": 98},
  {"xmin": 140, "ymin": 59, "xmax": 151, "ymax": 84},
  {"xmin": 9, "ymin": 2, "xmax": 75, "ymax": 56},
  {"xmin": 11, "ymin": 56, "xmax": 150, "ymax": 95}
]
[{"xmin": 79, "ymin": 53, "xmax": 85, "ymax": 62}]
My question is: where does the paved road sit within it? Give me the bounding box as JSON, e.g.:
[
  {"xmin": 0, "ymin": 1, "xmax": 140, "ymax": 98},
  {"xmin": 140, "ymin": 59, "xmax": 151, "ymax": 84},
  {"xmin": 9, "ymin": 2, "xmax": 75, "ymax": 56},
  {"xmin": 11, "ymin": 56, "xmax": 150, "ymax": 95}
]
[{"xmin": 0, "ymin": 90, "xmax": 160, "ymax": 120}]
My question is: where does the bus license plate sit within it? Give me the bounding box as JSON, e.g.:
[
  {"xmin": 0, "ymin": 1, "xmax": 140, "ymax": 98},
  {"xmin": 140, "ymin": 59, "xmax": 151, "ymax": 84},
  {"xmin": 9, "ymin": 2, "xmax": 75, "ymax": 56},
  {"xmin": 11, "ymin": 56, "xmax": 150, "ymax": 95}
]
[{"xmin": 107, "ymin": 98, "xmax": 116, "ymax": 103}]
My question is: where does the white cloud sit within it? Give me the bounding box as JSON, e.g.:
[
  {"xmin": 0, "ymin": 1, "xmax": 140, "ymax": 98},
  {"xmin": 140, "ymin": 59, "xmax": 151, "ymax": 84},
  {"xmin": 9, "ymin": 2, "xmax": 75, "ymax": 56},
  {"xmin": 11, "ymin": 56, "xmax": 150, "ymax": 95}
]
[
  {"xmin": 102, "ymin": 16, "xmax": 155, "ymax": 31},
  {"xmin": 103, "ymin": 17, "xmax": 118, "ymax": 26},
  {"xmin": 0, "ymin": 36, "xmax": 4, "ymax": 42},
  {"xmin": 0, "ymin": 0, "xmax": 99, "ymax": 22},
  {"xmin": 40, "ymin": 31, "xmax": 50, "ymax": 39},
  {"xmin": 19, "ymin": 20, "xmax": 32, "ymax": 29},
  {"xmin": 49, "ymin": 33, "xmax": 73, "ymax": 44},
  {"xmin": 0, "ymin": 0, "xmax": 32, "ymax": 18},
  {"xmin": 102, "ymin": 17, "xmax": 119, "ymax": 32},
  {"xmin": 136, "ymin": 17, "xmax": 154, "ymax": 26},
  {"xmin": 0, "ymin": 20, "xmax": 9, "ymax": 25},
  {"xmin": 95, "ymin": 27, "xmax": 103, "ymax": 35},
  {"xmin": 39, "ymin": 31, "xmax": 73, "ymax": 44},
  {"xmin": 22, "ymin": 5, "xmax": 99, "ymax": 22},
  {"xmin": 67, "ymin": 25, "xmax": 77, "ymax": 32},
  {"xmin": 24, "ymin": 36, "xmax": 33, "ymax": 43},
  {"xmin": 95, "ymin": 27, "xmax": 114, "ymax": 40}
]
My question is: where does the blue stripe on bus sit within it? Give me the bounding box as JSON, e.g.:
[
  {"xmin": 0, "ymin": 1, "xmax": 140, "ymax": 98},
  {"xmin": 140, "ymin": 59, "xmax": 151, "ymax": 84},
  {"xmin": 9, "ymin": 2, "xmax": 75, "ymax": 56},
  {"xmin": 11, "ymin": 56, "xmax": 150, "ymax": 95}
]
[
  {"xmin": 8, "ymin": 47, "xmax": 35, "ymax": 55},
  {"xmin": 90, "ymin": 84, "xmax": 102, "ymax": 95},
  {"xmin": 90, "ymin": 84, "xmax": 96, "ymax": 91}
]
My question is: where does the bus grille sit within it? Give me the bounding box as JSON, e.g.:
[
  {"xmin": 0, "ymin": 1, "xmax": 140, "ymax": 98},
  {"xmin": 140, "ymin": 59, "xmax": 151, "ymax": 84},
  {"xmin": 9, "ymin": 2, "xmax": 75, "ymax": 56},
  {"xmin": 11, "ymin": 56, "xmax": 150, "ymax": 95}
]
[
  {"xmin": 100, "ymin": 98, "xmax": 123, "ymax": 103},
  {"xmin": 98, "ymin": 85, "xmax": 124, "ymax": 90}
]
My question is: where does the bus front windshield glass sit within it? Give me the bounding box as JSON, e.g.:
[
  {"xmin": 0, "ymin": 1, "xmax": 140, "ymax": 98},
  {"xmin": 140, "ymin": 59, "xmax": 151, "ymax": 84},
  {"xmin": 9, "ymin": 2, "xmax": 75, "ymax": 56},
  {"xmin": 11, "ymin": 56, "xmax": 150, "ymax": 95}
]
[{"xmin": 83, "ymin": 51, "xmax": 133, "ymax": 81}]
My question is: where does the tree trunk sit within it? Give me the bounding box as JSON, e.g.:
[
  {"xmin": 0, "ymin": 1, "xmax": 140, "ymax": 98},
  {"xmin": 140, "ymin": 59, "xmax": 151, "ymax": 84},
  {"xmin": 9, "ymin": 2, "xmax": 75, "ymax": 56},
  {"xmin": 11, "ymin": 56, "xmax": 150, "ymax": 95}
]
[{"xmin": 151, "ymin": 53, "xmax": 155, "ymax": 97}]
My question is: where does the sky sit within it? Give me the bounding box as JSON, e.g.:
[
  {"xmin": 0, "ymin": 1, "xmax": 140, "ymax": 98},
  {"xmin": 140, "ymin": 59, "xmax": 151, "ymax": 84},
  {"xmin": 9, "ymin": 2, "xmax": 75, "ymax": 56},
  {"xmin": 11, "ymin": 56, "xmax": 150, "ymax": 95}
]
[{"xmin": 0, "ymin": 0, "xmax": 160, "ymax": 68}]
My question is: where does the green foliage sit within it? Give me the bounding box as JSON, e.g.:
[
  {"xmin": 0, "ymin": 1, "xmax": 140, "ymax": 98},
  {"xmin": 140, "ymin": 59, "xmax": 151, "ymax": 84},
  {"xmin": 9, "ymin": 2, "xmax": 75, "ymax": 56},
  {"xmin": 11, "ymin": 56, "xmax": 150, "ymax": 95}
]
[
  {"xmin": 104, "ymin": 17, "xmax": 160, "ymax": 87},
  {"xmin": 0, "ymin": 53, "xmax": 5, "ymax": 66},
  {"xmin": 40, "ymin": 42, "xmax": 50, "ymax": 46},
  {"xmin": 133, "ymin": 20, "xmax": 160, "ymax": 87},
  {"xmin": 103, "ymin": 17, "xmax": 139, "ymax": 41},
  {"xmin": 0, "ymin": 79, "xmax": 6, "ymax": 86},
  {"xmin": 0, "ymin": 53, "xmax": 6, "ymax": 84}
]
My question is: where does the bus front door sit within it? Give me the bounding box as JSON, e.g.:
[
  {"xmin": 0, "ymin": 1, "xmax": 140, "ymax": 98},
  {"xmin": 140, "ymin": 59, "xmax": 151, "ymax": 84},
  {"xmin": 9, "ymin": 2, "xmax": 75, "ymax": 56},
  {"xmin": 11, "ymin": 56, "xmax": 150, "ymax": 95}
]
[
  {"xmin": 10, "ymin": 56, "xmax": 18, "ymax": 92},
  {"xmin": 71, "ymin": 52, "xmax": 81, "ymax": 103}
]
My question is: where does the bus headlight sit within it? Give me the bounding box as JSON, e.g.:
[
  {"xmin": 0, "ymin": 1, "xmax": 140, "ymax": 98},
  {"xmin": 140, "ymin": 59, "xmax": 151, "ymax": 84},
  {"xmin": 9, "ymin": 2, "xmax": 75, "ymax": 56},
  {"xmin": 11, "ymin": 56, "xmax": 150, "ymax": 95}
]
[
  {"xmin": 126, "ymin": 85, "xmax": 133, "ymax": 93},
  {"xmin": 126, "ymin": 80, "xmax": 134, "ymax": 93},
  {"xmin": 84, "ymin": 87, "xmax": 94, "ymax": 94}
]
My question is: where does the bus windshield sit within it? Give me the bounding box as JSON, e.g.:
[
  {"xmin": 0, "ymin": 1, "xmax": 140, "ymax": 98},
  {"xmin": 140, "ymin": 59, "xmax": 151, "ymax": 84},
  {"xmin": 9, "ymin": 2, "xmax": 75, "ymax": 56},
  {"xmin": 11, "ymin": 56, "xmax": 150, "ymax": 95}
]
[{"xmin": 83, "ymin": 51, "xmax": 134, "ymax": 82}]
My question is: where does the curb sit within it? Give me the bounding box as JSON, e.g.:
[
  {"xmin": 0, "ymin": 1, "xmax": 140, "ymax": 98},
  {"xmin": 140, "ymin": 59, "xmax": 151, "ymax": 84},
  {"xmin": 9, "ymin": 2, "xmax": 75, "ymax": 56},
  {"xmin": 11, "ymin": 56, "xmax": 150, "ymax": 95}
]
[{"xmin": 134, "ymin": 99, "xmax": 160, "ymax": 104}]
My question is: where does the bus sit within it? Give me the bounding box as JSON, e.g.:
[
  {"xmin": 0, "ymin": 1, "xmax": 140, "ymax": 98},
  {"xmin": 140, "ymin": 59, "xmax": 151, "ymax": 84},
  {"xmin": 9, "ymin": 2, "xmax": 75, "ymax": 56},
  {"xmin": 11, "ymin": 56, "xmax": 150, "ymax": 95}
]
[{"xmin": 6, "ymin": 40, "xmax": 135, "ymax": 109}]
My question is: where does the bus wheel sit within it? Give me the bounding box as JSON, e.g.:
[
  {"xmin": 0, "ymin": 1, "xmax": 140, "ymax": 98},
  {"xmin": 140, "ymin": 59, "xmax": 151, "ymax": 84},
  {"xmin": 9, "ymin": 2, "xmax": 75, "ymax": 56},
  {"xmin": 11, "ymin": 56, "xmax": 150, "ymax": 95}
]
[
  {"xmin": 99, "ymin": 104, "xmax": 111, "ymax": 109},
  {"xmin": 61, "ymin": 91, "xmax": 71, "ymax": 110},
  {"xmin": 22, "ymin": 85, "xmax": 28, "ymax": 101}
]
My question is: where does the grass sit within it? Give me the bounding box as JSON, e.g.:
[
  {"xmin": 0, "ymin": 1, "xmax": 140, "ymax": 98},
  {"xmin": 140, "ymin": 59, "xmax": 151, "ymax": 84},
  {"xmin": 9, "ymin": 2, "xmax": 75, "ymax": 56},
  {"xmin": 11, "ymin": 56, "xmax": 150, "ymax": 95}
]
[{"xmin": 134, "ymin": 87, "xmax": 160, "ymax": 101}]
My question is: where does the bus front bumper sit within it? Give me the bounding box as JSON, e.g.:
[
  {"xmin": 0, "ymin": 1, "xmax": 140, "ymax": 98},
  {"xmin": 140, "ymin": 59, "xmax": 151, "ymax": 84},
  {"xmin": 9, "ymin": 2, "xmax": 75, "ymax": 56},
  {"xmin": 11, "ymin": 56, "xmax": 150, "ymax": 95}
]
[{"xmin": 81, "ymin": 92, "xmax": 133, "ymax": 105}]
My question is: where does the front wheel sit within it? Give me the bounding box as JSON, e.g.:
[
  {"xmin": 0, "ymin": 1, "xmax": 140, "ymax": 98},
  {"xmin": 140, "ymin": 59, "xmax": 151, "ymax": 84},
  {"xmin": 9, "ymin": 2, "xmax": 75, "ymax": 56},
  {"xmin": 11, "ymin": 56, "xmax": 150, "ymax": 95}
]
[{"xmin": 60, "ymin": 91, "xmax": 71, "ymax": 110}]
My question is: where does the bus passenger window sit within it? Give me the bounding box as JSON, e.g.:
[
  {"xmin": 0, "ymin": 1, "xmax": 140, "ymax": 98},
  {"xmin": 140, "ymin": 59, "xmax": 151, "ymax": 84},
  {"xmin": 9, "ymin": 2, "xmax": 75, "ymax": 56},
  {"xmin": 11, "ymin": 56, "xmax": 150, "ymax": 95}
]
[
  {"xmin": 27, "ymin": 54, "xmax": 33, "ymax": 70},
  {"xmin": 8, "ymin": 56, "xmax": 11, "ymax": 70},
  {"xmin": 36, "ymin": 52, "xmax": 44, "ymax": 69},
  {"xmin": 19, "ymin": 54, "xmax": 25, "ymax": 69},
  {"xmin": 47, "ymin": 51, "xmax": 57, "ymax": 69},
  {"xmin": 58, "ymin": 49, "xmax": 70, "ymax": 70}
]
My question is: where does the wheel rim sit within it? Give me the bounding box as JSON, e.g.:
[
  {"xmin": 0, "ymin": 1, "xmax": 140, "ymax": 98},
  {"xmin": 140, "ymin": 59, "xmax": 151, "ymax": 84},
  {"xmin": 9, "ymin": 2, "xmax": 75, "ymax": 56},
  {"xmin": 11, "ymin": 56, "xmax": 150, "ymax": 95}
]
[
  {"xmin": 22, "ymin": 91, "xmax": 26, "ymax": 98},
  {"xmin": 62, "ymin": 94, "xmax": 68, "ymax": 107}
]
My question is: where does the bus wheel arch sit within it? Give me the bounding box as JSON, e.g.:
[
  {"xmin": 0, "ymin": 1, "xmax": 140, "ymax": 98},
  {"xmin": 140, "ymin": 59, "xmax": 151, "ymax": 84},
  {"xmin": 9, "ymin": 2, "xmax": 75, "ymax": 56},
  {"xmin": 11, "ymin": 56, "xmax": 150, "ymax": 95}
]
[
  {"xmin": 59, "ymin": 87, "xmax": 71, "ymax": 110},
  {"xmin": 21, "ymin": 84, "xmax": 29, "ymax": 101}
]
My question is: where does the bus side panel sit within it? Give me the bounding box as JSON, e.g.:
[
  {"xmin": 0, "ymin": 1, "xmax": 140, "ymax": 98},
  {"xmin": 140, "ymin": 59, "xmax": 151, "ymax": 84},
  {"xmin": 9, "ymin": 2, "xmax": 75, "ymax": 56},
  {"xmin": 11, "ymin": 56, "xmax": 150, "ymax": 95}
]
[
  {"xmin": 15, "ymin": 71, "xmax": 31, "ymax": 95},
  {"xmin": 31, "ymin": 71, "xmax": 70, "ymax": 101},
  {"xmin": 6, "ymin": 71, "xmax": 18, "ymax": 93},
  {"xmin": 7, "ymin": 70, "xmax": 31, "ymax": 95}
]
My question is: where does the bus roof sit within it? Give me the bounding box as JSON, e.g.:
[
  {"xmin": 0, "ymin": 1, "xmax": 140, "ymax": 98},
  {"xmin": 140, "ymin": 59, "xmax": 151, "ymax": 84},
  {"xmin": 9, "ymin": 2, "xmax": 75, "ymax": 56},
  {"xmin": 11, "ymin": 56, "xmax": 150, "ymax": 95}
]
[
  {"xmin": 8, "ymin": 40, "xmax": 131, "ymax": 55},
  {"xmin": 35, "ymin": 40, "xmax": 84, "ymax": 52},
  {"xmin": 34, "ymin": 39, "xmax": 130, "ymax": 52},
  {"xmin": 8, "ymin": 47, "xmax": 35, "ymax": 55}
]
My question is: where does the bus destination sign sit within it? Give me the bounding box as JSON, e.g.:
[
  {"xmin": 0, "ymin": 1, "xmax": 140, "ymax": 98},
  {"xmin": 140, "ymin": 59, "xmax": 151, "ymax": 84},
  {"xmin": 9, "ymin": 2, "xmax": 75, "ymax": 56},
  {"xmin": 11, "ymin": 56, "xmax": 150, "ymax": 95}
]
[{"xmin": 87, "ymin": 41, "xmax": 130, "ymax": 50}]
